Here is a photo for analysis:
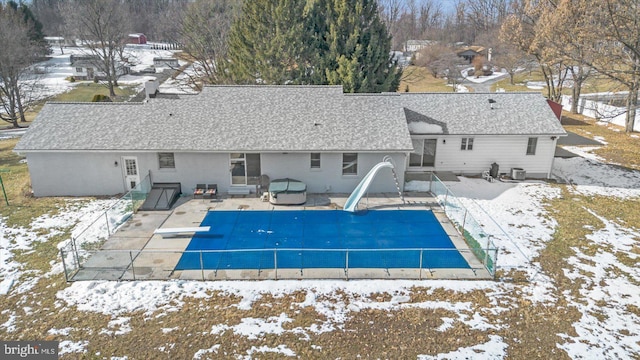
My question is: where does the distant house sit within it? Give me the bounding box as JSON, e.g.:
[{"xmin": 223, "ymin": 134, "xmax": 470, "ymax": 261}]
[
  {"xmin": 456, "ymin": 46, "xmax": 486, "ymax": 63},
  {"xmin": 404, "ymin": 40, "xmax": 435, "ymax": 53},
  {"xmin": 153, "ymin": 57, "xmax": 180, "ymax": 68},
  {"xmin": 128, "ymin": 33, "xmax": 147, "ymax": 45},
  {"xmin": 15, "ymin": 86, "xmax": 566, "ymax": 197},
  {"xmin": 70, "ymin": 55, "xmax": 130, "ymax": 80}
]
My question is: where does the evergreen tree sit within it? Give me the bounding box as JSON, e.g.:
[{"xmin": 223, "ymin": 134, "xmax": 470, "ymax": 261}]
[
  {"xmin": 226, "ymin": 0, "xmax": 401, "ymax": 92},
  {"xmin": 314, "ymin": 0, "xmax": 401, "ymax": 92},
  {"xmin": 227, "ymin": 0, "xmax": 310, "ymax": 84}
]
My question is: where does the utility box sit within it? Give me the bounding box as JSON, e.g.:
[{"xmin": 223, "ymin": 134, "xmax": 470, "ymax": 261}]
[
  {"xmin": 511, "ymin": 168, "xmax": 526, "ymax": 180},
  {"xmin": 490, "ymin": 163, "xmax": 499, "ymax": 178}
]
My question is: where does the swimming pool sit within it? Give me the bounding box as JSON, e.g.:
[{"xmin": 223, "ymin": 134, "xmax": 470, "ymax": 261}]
[{"xmin": 175, "ymin": 209, "xmax": 471, "ymax": 272}]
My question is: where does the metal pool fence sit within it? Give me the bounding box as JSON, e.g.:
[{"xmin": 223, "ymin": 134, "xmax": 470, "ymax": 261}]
[
  {"xmin": 61, "ymin": 173, "xmax": 498, "ymax": 281},
  {"xmin": 429, "ymin": 173, "xmax": 498, "ymax": 276},
  {"xmin": 60, "ymin": 174, "xmax": 152, "ymax": 282},
  {"xmin": 63, "ymin": 247, "xmax": 488, "ymax": 281}
]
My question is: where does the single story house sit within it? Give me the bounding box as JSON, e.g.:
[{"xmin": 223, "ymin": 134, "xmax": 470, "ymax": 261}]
[
  {"xmin": 70, "ymin": 55, "xmax": 130, "ymax": 80},
  {"xmin": 404, "ymin": 40, "xmax": 435, "ymax": 53},
  {"xmin": 15, "ymin": 86, "xmax": 566, "ymax": 197},
  {"xmin": 456, "ymin": 46, "xmax": 486, "ymax": 63}
]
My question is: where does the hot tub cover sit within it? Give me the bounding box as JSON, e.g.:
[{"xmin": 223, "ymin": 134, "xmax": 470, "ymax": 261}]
[{"xmin": 269, "ymin": 178, "xmax": 307, "ymax": 194}]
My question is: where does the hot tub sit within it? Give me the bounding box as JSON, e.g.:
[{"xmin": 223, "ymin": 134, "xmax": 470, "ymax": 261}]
[{"xmin": 269, "ymin": 178, "xmax": 307, "ymax": 205}]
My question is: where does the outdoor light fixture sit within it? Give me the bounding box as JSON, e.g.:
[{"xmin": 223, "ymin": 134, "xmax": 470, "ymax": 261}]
[
  {"xmin": 114, "ymin": 161, "xmax": 118, "ymax": 167},
  {"xmin": 551, "ymin": 136, "xmax": 557, "ymax": 140},
  {"xmin": 443, "ymin": 139, "xmax": 446, "ymax": 144}
]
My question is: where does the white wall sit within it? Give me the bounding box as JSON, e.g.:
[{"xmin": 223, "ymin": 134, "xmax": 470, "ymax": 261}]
[
  {"xmin": 262, "ymin": 152, "xmax": 406, "ymax": 193},
  {"xmin": 409, "ymin": 135, "xmax": 557, "ymax": 178},
  {"xmin": 26, "ymin": 151, "xmax": 407, "ymax": 197}
]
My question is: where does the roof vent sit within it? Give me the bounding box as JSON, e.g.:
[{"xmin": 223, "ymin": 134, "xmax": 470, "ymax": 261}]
[{"xmin": 488, "ymin": 98, "xmax": 496, "ymax": 110}]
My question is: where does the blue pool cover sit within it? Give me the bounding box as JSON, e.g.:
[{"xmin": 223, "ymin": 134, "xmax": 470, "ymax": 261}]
[{"xmin": 175, "ymin": 210, "xmax": 471, "ymax": 270}]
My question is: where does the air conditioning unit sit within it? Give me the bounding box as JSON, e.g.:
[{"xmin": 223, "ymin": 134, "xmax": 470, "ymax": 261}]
[{"xmin": 511, "ymin": 168, "xmax": 526, "ymax": 180}]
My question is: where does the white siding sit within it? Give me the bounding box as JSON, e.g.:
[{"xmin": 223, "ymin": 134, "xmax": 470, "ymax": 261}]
[
  {"xmin": 409, "ymin": 135, "xmax": 557, "ymax": 178},
  {"xmin": 25, "ymin": 151, "xmax": 407, "ymax": 197}
]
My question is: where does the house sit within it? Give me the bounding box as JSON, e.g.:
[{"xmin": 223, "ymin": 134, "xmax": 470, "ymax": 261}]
[
  {"xmin": 456, "ymin": 46, "xmax": 486, "ymax": 63},
  {"xmin": 152, "ymin": 57, "xmax": 180, "ymax": 68},
  {"xmin": 128, "ymin": 33, "xmax": 147, "ymax": 45},
  {"xmin": 14, "ymin": 86, "xmax": 566, "ymax": 197},
  {"xmin": 404, "ymin": 40, "xmax": 435, "ymax": 53},
  {"xmin": 70, "ymin": 55, "xmax": 130, "ymax": 80}
]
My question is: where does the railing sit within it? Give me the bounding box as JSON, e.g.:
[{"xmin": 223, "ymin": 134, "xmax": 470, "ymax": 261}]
[
  {"xmin": 60, "ymin": 247, "xmax": 489, "ymax": 281},
  {"xmin": 429, "ymin": 173, "xmax": 498, "ymax": 276},
  {"xmin": 60, "ymin": 174, "xmax": 152, "ymax": 282}
]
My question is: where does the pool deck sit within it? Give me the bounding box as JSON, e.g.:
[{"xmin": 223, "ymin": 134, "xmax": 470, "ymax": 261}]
[{"xmin": 72, "ymin": 192, "xmax": 493, "ymax": 281}]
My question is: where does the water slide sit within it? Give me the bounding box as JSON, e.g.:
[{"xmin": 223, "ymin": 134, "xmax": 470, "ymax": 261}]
[{"xmin": 343, "ymin": 161, "xmax": 395, "ymax": 212}]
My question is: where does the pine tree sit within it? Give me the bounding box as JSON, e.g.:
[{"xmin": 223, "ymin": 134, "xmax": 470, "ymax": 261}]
[
  {"xmin": 226, "ymin": 0, "xmax": 401, "ymax": 92},
  {"xmin": 314, "ymin": 0, "xmax": 401, "ymax": 92},
  {"xmin": 227, "ymin": 0, "xmax": 310, "ymax": 84}
]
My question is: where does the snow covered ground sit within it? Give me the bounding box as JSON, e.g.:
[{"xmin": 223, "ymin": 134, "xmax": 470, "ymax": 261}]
[
  {"xmin": 20, "ymin": 45, "xmax": 188, "ymax": 105},
  {"xmin": 1, "ymin": 142, "xmax": 638, "ymax": 358}
]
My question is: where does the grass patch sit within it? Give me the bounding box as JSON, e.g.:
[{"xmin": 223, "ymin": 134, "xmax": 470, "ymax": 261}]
[
  {"xmin": 561, "ymin": 112, "xmax": 640, "ymax": 169},
  {"xmin": 492, "ymin": 69, "xmax": 546, "ymax": 93},
  {"xmin": 399, "ymin": 66, "xmax": 454, "ymax": 93},
  {"xmin": 52, "ymin": 83, "xmax": 137, "ymax": 103}
]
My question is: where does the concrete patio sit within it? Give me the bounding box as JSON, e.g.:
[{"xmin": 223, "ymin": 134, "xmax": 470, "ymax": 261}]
[{"xmin": 70, "ymin": 192, "xmax": 493, "ymax": 281}]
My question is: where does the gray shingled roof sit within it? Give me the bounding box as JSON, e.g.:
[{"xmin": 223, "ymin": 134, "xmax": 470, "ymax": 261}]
[
  {"xmin": 396, "ymin": 92, "xmax": 566, "ymax": 135},
  {"xmin": 15, "ymin": 86, "xmax": 565, "ymax": 153},
  {"xmin": 15, "ymin": 86, "xmax": 413, "ymax": 152}
]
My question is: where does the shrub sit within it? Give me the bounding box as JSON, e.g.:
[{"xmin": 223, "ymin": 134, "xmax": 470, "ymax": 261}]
[
  {"xmin": 68, "ymin": 76, "xmax": 75, "ymax": 83},
  {"xmin": 91, "ymin": 94, "xmax": 112, "ymax": 102}
]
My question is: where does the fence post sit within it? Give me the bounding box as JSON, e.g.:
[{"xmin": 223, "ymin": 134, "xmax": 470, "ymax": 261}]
[
  {"xmin": 345, "ymin": 250, "xmax": 349, "ymax": 280},
  {"xmin": 129, "ymin": 251, "xmax": 136, "ymax": 280},
  {"xmin": 71, "ymin": 237, "xmax": 80, "ymax": 270},
  {"xmin": 200, "ymin": 251, "xmax": 204, "ymax": 281},
  {"xmin": 274, "ymin": 249, "xmax": 278, "ymax": 280},
  {"xmin": 60, "ymin": 249, "xmax": 69, "ymax": 282},
  {"xmin": 461, "ymin": 209, "xmax": 467, "ymax": 232},
  {"xmin": 443, "ymin": 189, "xmax": 449, "ymax": 212},
  {"xmin": 419, "ymin": 249, "xmax": 423, "ymax": 280},
  {"xmin": 105, "ymin": 212, "xmax": 111, "ymax": 236},
  {"xmin": 429, "ymin": 173, "xmax": 433, "ymax": 193}
]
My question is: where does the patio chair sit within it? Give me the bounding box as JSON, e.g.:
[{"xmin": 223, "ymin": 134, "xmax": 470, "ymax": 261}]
[
  {"xmin": 203, "ymin": 184, "xmax": 217, "ymax": 200},
  {"xmin": 193, "ymin": 184, "xmax": 206, "ymax": 198}
]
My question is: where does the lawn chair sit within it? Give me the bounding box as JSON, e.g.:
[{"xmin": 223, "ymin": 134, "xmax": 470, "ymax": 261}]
[
  {"xmin": 193, "ymin": 184, "xmax": 206, "ymax": 198},
  {"xmin": 203, "ymin": 184, "xmax": 217, "ymax": 200}
]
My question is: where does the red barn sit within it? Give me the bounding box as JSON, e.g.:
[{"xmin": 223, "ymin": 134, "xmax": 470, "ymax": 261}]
[{"xmin": 128, "ymin": 33, "xmax": 147, "ymax": 45}]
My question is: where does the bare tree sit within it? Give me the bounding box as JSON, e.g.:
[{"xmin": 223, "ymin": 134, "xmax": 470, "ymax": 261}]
[
  {"xmin": 414, "ymin": 43, "xmax": 466, "ymax": 88},
  {"xmin": 166, "ymin": 0, "xmax": 239, "ymax": 88},
  {"xmin": 0, "ymin": 3, "xmax": 48, "ymax": 127},
  {"xmin": 62, "ymin": 0, "xmax": 132, "ymax": 97},
  {"xmin": 578, "ymin": 0, "xmax": 640, "ymax": 132},
  {"xmin": 500, "ymin": 1, "xmax": 569, "ymax": 102}
]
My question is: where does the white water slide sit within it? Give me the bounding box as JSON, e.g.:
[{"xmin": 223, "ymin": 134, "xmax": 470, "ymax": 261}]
[{"xmin": 343, "ymin": 160, "xmax": 397, "ymax": 212}]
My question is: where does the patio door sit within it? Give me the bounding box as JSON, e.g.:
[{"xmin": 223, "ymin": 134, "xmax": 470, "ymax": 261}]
[
  {"xmin": 122, "ymin": 156, "xmax": 140, "ymax": 191},
  {"xmin": 230, "ymin": 153, "xmax": 261, "ymax": 185},
  {"xmin": 409, "ymin": 139, "xmax": 437, "ymax": 168}
]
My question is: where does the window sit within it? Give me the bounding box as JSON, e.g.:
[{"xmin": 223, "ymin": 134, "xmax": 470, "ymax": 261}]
[
  {"xmin": 527, "ymin": 137, "xmax": 538, "ymax": 155},
  {"xmin": 75, "ymin": 67, "xmax": 82, "ymax": 73},
  {"xmin": 461, "ymin": 137, "xmax": 474, "ymax": 150},
  {"xmin": 158, "ymin": 152, "xmax": 175, "ymax": 169},
  {"xmin": 310, "ymin": 153, "xmax": 321, "ymax": 169},
  {"xmin": 342, "ymin": 153, "xmax": 358, "ymax": 175}
]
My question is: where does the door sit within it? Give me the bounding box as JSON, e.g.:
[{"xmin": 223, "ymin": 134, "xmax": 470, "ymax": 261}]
[
  {"xmin": 229, "ymin": 153, "xmax": 261, "ymax": 186},
  {"xmin": 409, "ymin": 139, "xmax": 437, "ymax": 168},
  {"xmin": 122, "ymin": 156, "xmax": 140, "ymax": 191}
]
